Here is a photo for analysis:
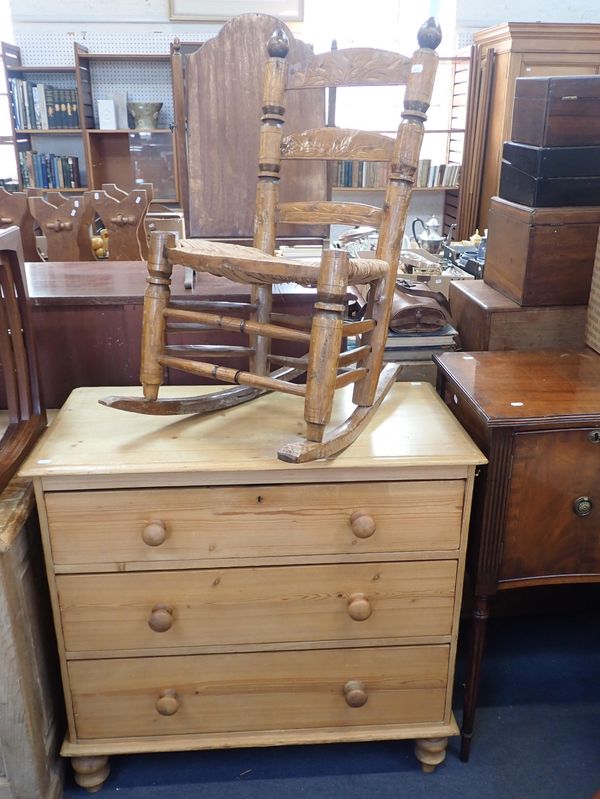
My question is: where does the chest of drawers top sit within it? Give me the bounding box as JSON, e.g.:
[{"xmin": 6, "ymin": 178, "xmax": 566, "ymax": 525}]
[{"xmin": 21, "ymin": 383, "xmax": 485, "ymax": 491}]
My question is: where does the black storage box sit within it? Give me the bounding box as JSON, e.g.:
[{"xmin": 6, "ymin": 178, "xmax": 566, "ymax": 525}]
[{"xmin": 499, "ymin": 141, "xmax": 600, "ymax": 207}]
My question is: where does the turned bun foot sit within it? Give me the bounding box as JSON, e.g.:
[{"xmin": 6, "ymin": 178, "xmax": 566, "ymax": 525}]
[
  {"xmin": 72, "ymin": 756, "xmax": 110, "ymax": 793},
  {"xmin": 414, "ymin": 737, "xmax": 448, "ymax": 773}
]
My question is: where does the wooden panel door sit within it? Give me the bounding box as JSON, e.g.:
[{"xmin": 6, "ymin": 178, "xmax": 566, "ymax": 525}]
[{"xmin": 185, "ymin": 14, "xmax": 327, "ymax": 239}]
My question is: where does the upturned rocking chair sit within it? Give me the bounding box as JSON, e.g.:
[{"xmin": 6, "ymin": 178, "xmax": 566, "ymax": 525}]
[{"xmin": 102, "ymin": 19, "xmax": 441, "ymax": 462}]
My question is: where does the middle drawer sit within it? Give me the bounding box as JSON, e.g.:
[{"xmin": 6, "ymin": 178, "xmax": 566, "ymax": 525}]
[{"xmin": 57, "ymin": 560, "xmax": 457, "ymax": 654}]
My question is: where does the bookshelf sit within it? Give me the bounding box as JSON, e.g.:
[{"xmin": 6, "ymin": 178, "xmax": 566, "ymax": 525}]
[
  {"xmin": 2, "ymin": 40, "xmax": 181, "ymax": 202},
  {"xmin": 2, "ymin": 42, "xmax": 86, "ymax": 190}
]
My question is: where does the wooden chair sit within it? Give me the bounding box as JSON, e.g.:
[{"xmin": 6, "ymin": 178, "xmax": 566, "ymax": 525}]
[
  {"xmin": 103, "ymin": 19, "xmax": 442, "ymax": 463},
  {"xmin": 0, "ymin": 227, "xmax": 46, "ymax": 491},
  {"xmin": 0, "ymin": 188, "xmax": 42, "ymax": 263},
  {"xmin": 85, "ymin": 185, "xmax": 151, "ymax": 260},
  {"xmin": 28, "ymin": 194, "xmax": 94, "ymax": 261}
]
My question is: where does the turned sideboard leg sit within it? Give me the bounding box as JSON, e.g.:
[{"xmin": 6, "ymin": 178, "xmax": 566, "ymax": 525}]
[
  {"xmin": 414, "ymin": 737, "xmax": 448, "ymax": 773},
  {"xmin": 71, "ymin": 756, "xmax": 111, "ymax": 793},
  {"xmin": 460, "ymin": 593, "xmax": 491, "ymax": 762}
]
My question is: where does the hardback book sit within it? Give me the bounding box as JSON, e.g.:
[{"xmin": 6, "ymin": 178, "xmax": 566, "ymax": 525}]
[
  {"xmin": 385, "ymin": 322, "xmax": 458, "ymax": 349},
  {"xmin": 98, "ymin": 99, "xmax": 117, "ymax": 130}
]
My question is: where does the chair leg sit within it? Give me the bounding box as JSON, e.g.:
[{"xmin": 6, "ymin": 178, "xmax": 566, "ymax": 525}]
[
  {"xmin": 304, "ymin": 249, "xmax": 349, "ymax": 443},
  {"xmin": 140, "ymin": 231, "xmax": 176, "ymax": 401},
  {"xmin": 352, "ymin": 271, "xmax": 396, "ymax": 407},
  {"xmin": 249, "ymin": 285, "xmax": 273, "ymax": 377}
]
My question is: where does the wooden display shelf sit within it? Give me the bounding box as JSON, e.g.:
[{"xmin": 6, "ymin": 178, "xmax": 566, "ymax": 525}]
[
  {"xmin": 6, "ymin": 65, "xmax": 75, "ymax": 73},
  {"xmin": 86, "ymin": 129, "xmax": 172, "ymax": 134},
  {"xmin": 16, "ymin": 129, "xmax": 83, "ymax": 134},
  {"xmin": 332, "ymin": 186, "xmax": 460, "ymax": 192}
]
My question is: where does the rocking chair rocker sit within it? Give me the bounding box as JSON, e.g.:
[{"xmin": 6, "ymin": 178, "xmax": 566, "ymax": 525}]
[{"xmin": 102, "ymin": 19, "xmax": 442, "ymax": 463}]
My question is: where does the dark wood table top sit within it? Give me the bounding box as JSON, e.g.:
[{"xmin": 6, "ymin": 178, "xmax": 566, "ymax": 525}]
[
  {"xmin": 435, "ymin": 349, "xmax": 600, "ymax": 426},
  {"xmin": 24, "ymin": 261, "xmax": 314, "ymax": 306}
]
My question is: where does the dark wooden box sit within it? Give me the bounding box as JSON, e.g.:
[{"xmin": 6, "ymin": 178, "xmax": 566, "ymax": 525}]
[
  {"xmin": 502, "ymin": 141, "xmax": 600, "ymax": 178},
  {"xmin": 484, "ymin": 196, "xmax": 600, "ymax": 306},
  {"xmin": 499, "ymin": 162, "xmax": 600, "ymax": 207},
  {"xmin": 449, "ymin": 279, "xmax": 587, "ymax": 351},
  {"xmin": 512, "ymin": 76, "xmax": 600, "ymax": 147}
]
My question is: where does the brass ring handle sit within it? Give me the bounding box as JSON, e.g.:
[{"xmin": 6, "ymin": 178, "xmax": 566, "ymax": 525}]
[
  {"xmin": 148, "ymin": 604, "xmax": 174, "ymax": 632},
  {"xmin": 349, "ymin": 510, "xmax": 376, "ymax": 539},
  {"xmin": 573, "ymin": 496, "xmax": 593, "ymax": 517},
  {"xmin": 343, "ymin": 680, "xmax": 368, "ymax": 708},
  {"xmin": 347, "ymin": 592, "xmax": 372, "ymax": 621},
  {"xmin": 142, "ymin": 519, "xmax": 167, "ymax": 546},
  {"xmin": 155, "ymin": 689, "xmax": 179, "ymax": 716}
]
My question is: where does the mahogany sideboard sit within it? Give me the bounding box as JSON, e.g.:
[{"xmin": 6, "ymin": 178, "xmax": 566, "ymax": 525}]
[
  {"xmin": 434, "ymin": 349, "xmax": 600, "ymax": 761},
  {"xmin": 1, "ymin": 261, "xmax": 315, "ymax": 409},
  {"xmin": 22, "ymin": 382, "xmax": 484, "ymax": 791}
]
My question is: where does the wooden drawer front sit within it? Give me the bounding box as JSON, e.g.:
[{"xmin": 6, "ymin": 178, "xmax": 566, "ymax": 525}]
[
  {"xmin": 57, "ymin": 560, "xmax": 457, "ymax": 653},
  {"xmin": 45, "ymin": 481, "xmax": 465, "ymax": 566},
  {"xmin": 69, "ymin": 645, "xmax": 450, "ymax": 739}
]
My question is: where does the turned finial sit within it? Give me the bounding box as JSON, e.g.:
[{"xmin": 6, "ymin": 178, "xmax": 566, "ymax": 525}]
[
  {"xmin": 417, "ymin": 17, "xmax": 442, "ymax": 50},
  {"xmin": 268, "ymin": 28, "xmax": 289, "ymax": 58},
  {"xmin": 172, "ymin": 37, "xmax": 181, "ymax": 53}
]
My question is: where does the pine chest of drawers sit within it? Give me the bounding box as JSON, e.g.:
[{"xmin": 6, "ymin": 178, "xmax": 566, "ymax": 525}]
[{"xmin": 22, "ymin": 383, "xmax": 485, "ymax": 792}]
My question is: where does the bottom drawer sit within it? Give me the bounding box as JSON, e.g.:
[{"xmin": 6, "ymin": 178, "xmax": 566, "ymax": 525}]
[{"xmin": 69, "ymin": 645, "xmax": 450, "ymax": 740}]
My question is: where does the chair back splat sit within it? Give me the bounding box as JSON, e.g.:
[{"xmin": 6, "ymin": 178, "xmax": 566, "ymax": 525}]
[
  {"xmin": 0, "ymin": 227, "xmax": 46, "ymax": 490},
  {"xmin": 101, "ymin": 17, "xmax": 442, "ymax": 463}
]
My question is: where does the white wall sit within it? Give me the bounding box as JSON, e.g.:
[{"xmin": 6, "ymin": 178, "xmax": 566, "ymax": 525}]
[{"xmin": 456, "ymin": 0, "xmax": 600, "ymax": 45}]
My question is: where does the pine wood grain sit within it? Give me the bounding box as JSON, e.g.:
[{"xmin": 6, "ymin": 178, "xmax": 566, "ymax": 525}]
[
  {"xmin": 68, "ymin": 645, "xmax": 450, "ymax": 740},
  {"xmin": 57, "ymin": 560, "xmax": 457, "ymax": 654},
  {"xmin": 45, "ymin": 479, "xmax": 464, "ymax": 566}
]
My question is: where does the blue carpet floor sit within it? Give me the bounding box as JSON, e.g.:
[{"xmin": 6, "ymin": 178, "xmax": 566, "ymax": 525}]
[{"xmin": 64, "ymin": 608, "xmax": 600, "ymax": 798}]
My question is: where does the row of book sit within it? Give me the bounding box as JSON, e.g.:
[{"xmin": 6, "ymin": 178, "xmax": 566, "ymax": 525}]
[
  {"xmin": 9, "ymin": 79, "xmax": 80, "ymax": 130},
  {"xmin": 334, "ymin": 160, "xmax": 389, "ymax": 189},
  {"xmin": 416, "ymin": 160, "xmax": 461, "ymax": 188},
  {"xmin": 18, "ymin": 151, "xmax": 82, "ymax": 189},
  {"xmin": 333, "ymin": 159, "xmax": 461, "ymax": 190}
]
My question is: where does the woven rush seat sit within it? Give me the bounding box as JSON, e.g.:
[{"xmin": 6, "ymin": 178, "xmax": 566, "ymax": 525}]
[{"xmin": 167, "ymin": 239, "xmax": 388, "ymax": 286}]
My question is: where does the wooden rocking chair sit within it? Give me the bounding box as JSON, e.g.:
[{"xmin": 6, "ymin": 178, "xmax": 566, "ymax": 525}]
[{"xmin": 102, "ymin": 19, "xmax": 442, "ymax": 462}]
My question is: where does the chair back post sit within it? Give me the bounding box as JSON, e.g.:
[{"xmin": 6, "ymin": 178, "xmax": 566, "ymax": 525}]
[
  {"xmin": 376, "ymin": 17, "xmax": 442, "ymax": 269},
  {"xmin": 251, "ymin": 28, "xmax": 290, "ymax": 376},
  {"xmin": 254, "ymin": 28, "xmax": 290, "ymax": 254}
]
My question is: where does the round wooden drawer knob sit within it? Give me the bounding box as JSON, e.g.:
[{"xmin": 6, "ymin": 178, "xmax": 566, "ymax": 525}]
[
  {"xmin": 343, "ymin": 680, "xmax": 368, "ymax": 708},
  {"xmin": 148, "ymin": 604, "xmax": 174, "ymax": 633},
  {"xmin": 142, "ymin": 519, "xmax": 167, "ymax": 547},
  {"xmin": 349, "ymin": 510, "xmax": 376, "ymax": 539},
  {"xmin": 156, "ymin": 689, "xmax": 179, "ymax": 716},
  {"xmin": 347, "ymin": 592, "xmax": 372, "ymax": 621}
]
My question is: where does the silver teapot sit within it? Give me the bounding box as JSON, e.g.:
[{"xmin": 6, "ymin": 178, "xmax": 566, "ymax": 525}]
[{"xmin": 412, "ymin": 214, "xmax": 445, "ymax": 255}]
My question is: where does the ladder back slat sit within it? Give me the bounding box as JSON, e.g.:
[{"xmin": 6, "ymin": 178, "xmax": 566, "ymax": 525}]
[
  {"xmin": 287, "ymin": 48, "xmax": 411, "ymax": 89},
  {"xmin": 278, "ymin": 201, "xmax": 383, "ymax": 228},
  {"xmin": 281, "ymin": 128, "xmax": 395, "ymax": 161}
]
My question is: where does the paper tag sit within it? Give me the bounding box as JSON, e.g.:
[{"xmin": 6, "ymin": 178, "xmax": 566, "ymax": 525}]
[
  {"xmin": 135, "ymin": 196, "xmax": 141, "ymax": 204},
  {"xmin": 411, "ymin": 64, "xmax": 423, "ymax": 73}
]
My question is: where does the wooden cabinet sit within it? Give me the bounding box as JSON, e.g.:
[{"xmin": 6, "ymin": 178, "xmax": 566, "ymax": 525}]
[
  {"xmin": 434, "ymin": 349, "xmax": 600, "ymax": 761},
  {"xmin": 22, "ymin": 382, "xmax": 484, "ymax": 792},
  {"xmin": 457, "ymin": 22, "xmax": 600, "ymax": 238}
]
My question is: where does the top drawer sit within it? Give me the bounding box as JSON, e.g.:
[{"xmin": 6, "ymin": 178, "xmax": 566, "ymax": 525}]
[{"xmin": 45, "ymin": 481, "xmax": 465, "ymax": 567}]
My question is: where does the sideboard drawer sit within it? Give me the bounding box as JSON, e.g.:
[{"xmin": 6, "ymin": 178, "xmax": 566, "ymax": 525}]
[
  {"xmin": 68, "ymin": 644, "xmax": 450, "ymax": 740},
  {"xmin": 57, "ymin": 560, "xmax": 458, "ymax": 653},
  {"xmin": 45, "ymin": 481, "xmax": 465, "ymax": 566}
]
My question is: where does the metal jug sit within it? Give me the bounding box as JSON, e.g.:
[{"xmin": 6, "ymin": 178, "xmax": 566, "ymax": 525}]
[{"xmin": 412, "ymin": 214, "xmax": 445, "ymax": 255}]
